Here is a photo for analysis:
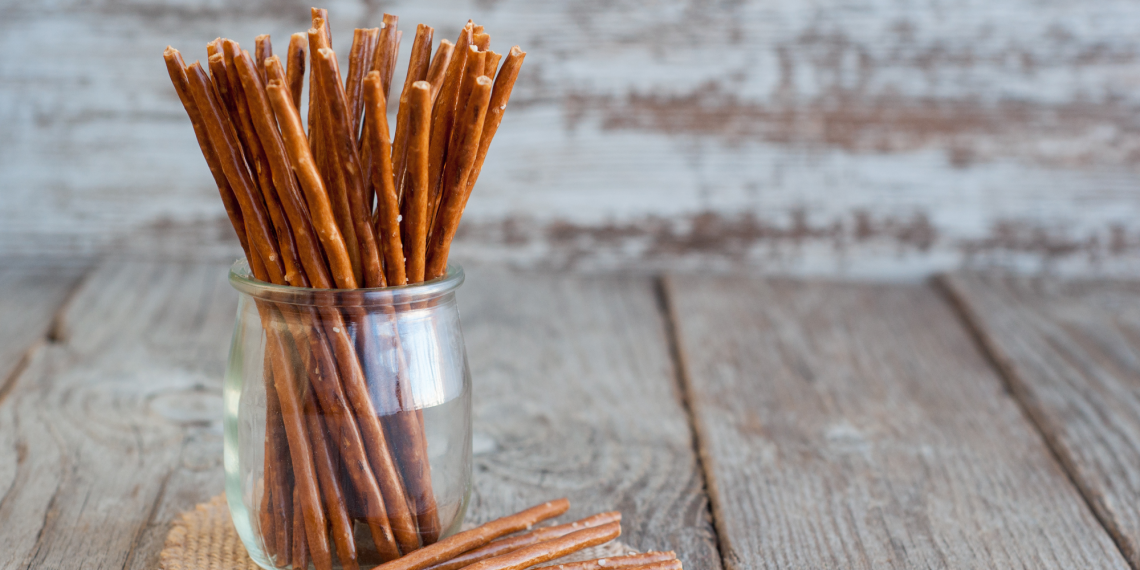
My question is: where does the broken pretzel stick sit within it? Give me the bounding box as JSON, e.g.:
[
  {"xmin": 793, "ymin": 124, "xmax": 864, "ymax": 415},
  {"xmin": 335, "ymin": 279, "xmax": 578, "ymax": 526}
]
[
  {"xmin": 254, "ymin": 34, "xmax": 272, "ymax": 82},
  {"xmin": 462, "ymin": 522, "xmax": 622, "ymax": 570},
  {"xmin": 426, "ymin": 512, "xmax": 622, "ymax": 570}
]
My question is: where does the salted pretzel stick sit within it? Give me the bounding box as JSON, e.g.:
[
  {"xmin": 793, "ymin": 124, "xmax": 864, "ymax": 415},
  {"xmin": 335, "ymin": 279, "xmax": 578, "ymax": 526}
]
[
  {"xmin": 424, "ymin": 76, "xmax": 493, "ymax": 279},
  {"xmin": 426, "ymin": 46, "xmax": 482, "ymax": 228},
  {"xmin": 427, "ymin": 512, "xmax": 622, "ymax": 570},
  {"xmin": 458, "ymin": 46, "xmax": 526, "ymax": 223},
  {"xmin": 265, "ymin": 75, "xmax": 358, "ymax": 289},
  {"xmin": 424, "ymin": 24, "xmax": 472, "ymax": 230},
  {"xmin": 207, "ymin": 51, "xmax": 261, "ymax": 185},
  {"xmin": 426, "ymin": 40, "xmax": 455, "ymax": 102},
  {"xmin": 286, "ymin": 33, "xmax": 307, "ymax": 110},
  {"xmin": 539, "ymin": 552, "xmax": 677, "ymax": 570},
  {"xmin": 346, "ymin": 28, "xmax": 380, "ymax": 142},
  {"xmin": 309, "ymin": 23, "xmax": 363, "ymax": 284},
  {"xmin": 485, "ymin": 50, "xmax": 502, "ymax": 79},
  {"xmin": 374, "ymin": 499, "xmax": 571, "ymax": 570},
  {"xmin": 401, "ymin": 81, "xmax": 432, "ymax": 282},
  {"xmin": 254, "ymin": 34, "xmax": 272, "ymax": 82},
  {"xmin": 363, "ymin": 73, "xmax": 407, "ymax": 286},
  {"xmin": 360, "ymin": 14, "xmax": 400, "ymax": 201},
  {"xmin": 185, "ymin": 62, "xmax": 286, "ymax": 284},
  {"xmin": 390, "ymin": 24, "xmax": 434, "ymax": 201},
  {"xmin": 461, "ymin": 522, "xmax": 622, "ymax": 570},
  {"xmin": 237, "ymin": 53, "xmax": 333, "ymax": 287},
  {"xmin": 292, "ymin": 487, "xmax": 308, "ymax": 569},
  {"xmin": 315, "ymin": 47, "xmax": 386, "ymax": 289},
  {"xmin": 162, "ymin": 47, "xmax": 251, "ymax": 260},
  {"xmin": 305, "ymin": 389, "xmax": 361, "ymax": 570}
]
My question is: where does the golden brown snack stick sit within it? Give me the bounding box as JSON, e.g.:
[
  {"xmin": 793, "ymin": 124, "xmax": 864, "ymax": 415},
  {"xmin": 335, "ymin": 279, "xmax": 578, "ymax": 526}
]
[
  {"xmin": 263, "ymin": 366, "xmax": 293, "ymax": 560},
  {"xmin": 363, "ymin": 72, "xmax": 407, "ymax": 286},
  {"xmin": 400, "ymin": 81, "xmax": 432, "ymax": 283},
  {"xmin": 162, "ymin": 47, "xmax": 251, "ymax": 260},
  {"xmin": 388, "ymin": 408, "xmax": 439, "ymax": 545},
  {"xmin": 286, "ymin": 33, "xmax": 307, "ymax": 110},
  {"xmin": 427, "ymin": 512, "xmax": 623, "ymax": 570},
  {"xmin": 346, "ymin": 28, "xmax": 380, "ymax": 142},
  {"xmin": 424, "ymin": 75, "xmax": 493, "ymax": 279},
  {"xmin": 443, "ymin": 47, "xmax": 485, "ymax": 174},
  {"xmin": 265, "ymin": 73, "xmax": 358, "ymax": 289},
  {"xmin": 237, "ymin": 52, "xmax": 335, "ymax": 288},
  {"xmin": 254, "ymin": 34, "xmax": 272, "ymax": 82},
  {"xmin": 539, "ymin": 551, "xmax": 678, "ymax": 570},
  {"xmin": 185, "ymin": 61, "xmax": 286, "ymax": 284},
  {"xmin": 473, "ymin": 32, "xmax": 491, "ymax": 51},
  {"xmin": 309, "ymin": 24, "xmax": 363, "ymax": 284},
  {"xmin": 628, "ymin": 561, "xmax": 683, "ymax": 570},
  {"xmin": 460, "ymin": 47, "xmax": 526, "ymax": 220},
  {"xmin": 485, "ymin": 50, "xmax": 502, "ymax": 79},
  {"xmin": 390, "ymin": 24, "xmax": 434, "ymax": 201},
  {"xmin": 207, "ymin": 51, "xmax": 259, "ymax": 179},
  {"xmin": 426, "ymin": 39, "xmax": 455, "ymax": 102},
  {"xmin": 359, "ymin": 14, "xmax": 400, "ymax": 204},
  {"xmin": 315, "ymin": 47, "xmax": 386, "ymax": 288},
  {"xmin": 292, "ymin": 487, "xmax": 308, "ymax": 569},
  {"xmin": 460, "ymin": 522, "xmax": 622, "ymax": 570},
  {"xmin": 307, "ymin": 9, "xmax": 327, "ymax": 139},
  {"xmin": 304, "ymin": 388, "xmax": 361, "ymax": 570},
  {"xmin": 424, "ymin": 24, "xmax": 473, "ymax": 230},
  {"xmin": 373, "ymin": 499, "xmax": 571, "ymax": 570}
]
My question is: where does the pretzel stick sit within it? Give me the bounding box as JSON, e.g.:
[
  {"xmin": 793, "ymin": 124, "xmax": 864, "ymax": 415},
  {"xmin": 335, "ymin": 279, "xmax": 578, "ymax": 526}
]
[
  {"xmin": 254, "ymin": 34, "xmax": 272, "ymax": 82},
  {"xmin": 346, "ymin": 28, "xmax": 380, "ymax": 142},
  {"xmin": 473, "ymin": 32, "xmax": 491, "ymax": 52},
  {"xmin": 360, "ymin": 14, "xmax": 400, "ymax": 200},
  {"xmin": 305, "ymin": 388, "xmax": 361, "ymax": 570},
  {"xmin": 374, "ymin": 499, "xmax": 571, "ymax": 570},
  {"xmin": 472, "ymin": 24, "xmax": 484, "ymax": 35},
  {"xmin": 162, "ymin": 47, "xmax": 251, "ymax": 260},
  {"xmin": 292, "ymin": 486, "xmax": 308, "ymax": 569},
  {"xmin": 424, "ymin": 75, "xmax": 493, "ymax": 279},
  {"xmin": 485, "ymin": 50, "xmax": 502, "ymax": 79},
  {"xmin": 426, "ymin": 45, "xmax": 481, "ymax": 229},
  {"xmin": 185, "ymin": 62, "xmax": 286, "ymax": 284},
  {"xmin": 424, "ymin": 24, "xmax": 472, "ymax": 234},
  {"xmin": 390, "ymin": 24, "xmax": 434, "ymax": 201},
  {"xmin": 315, "ymin": 47, "xmax": 386, "ymax": 289},
  {"xmin": 265, "ymin": 75, "xmax": 358, "ymax": 289},
  {"xmin": 286, "ymin": 33, "xmax": 307, "ymax": 110},
  {"xmin": 426, "ymin": 39, "xmax": 455, "ymax": 102},
  {"xmin": 363, "ymin": 72, "xmax": 407, "ymax": 287},
  {"xmin": 401, "ymin": 80, "xmax": 432, "ymax": 282},
  {"xmin": 237, "ymin": 53, "xmax": 333, "ymax": 287},
  {"xmin": 538, "ymin": 552, "xmax": 678, "ymax": 570},
  {"xmin": 426, "ymin": 512, "xmax": 622, "ymax": 570},
  {"xmin": 460, "ymin": 522, "xmax": 622, "ymax": 570},
  {"xmin": 306, "ymin": 8, "xmax": 327, "ymax": 140},
  {"xmin": 263, "ymin": 363, "xmax": 293, "ymax": 559}
]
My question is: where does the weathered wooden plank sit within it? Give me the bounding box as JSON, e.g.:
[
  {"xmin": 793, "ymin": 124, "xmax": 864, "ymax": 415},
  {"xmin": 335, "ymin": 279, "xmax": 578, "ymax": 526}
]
[
  {"xmin": 942, "ymin": 272, "xmax": 1140, "ymax": 569},
  {"xmin": 666, "ymin": 275, "xmax": 1129, "ymax": 569},
  {"xmin": 458, "ymin": 268, "xmax": 721, "ymax": 570},
  {"xmin": 0, "ymin": 261, "xmax": 234, "ymax": 570},
  {"xmin": 6, "ymin": 1, "xmax": 1140, "ymax": 276},
  {"xmin": 0, "ymin": 262, "xmax": 86, "ymax": 397}
]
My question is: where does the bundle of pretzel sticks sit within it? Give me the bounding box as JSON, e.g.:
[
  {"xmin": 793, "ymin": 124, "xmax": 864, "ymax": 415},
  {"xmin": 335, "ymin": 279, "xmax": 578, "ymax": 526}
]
[
  {"xmin": 163, "ymin": 7, "xmax": 526, "ymax": 570},
  {"xmin": 375, "ymin": 498, "xmax": 682, "ymax": 570}
]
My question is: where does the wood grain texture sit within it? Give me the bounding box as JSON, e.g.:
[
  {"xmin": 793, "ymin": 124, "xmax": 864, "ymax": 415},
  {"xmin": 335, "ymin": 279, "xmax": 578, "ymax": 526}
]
[
  {"xmin": 0, "ymin": 261, "xmax": 235, "ymax": 570},
  {"xmin": 458, "ymin": 267, "xmax": 721, "ymax": 570},
  {"xmin": 942, "ymin": 272, "xmax": 1140, "ymax": 569},
  {"xmin": 666, "ymin": 275, "xmax": 1129, "ymax": 569},
  {"xmin": 0, "ymin": 262, "xmax": 86, "ymax": 398},
  {"xmin": 5, "ymin": 1, "xmax": 1140, "ymax": 277}
]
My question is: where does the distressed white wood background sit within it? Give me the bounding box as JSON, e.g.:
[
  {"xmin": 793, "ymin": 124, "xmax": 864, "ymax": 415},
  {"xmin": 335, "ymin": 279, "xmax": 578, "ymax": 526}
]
[{"xmin": 3, "ymin": 0, "xmax": 1140, "ymax": 278}]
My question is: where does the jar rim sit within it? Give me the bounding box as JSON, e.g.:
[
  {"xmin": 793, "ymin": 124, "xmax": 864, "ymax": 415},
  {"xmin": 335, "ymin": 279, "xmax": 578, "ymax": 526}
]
[{"xmin": 228, "ymin": 258, "xmax": 465, "ymax": 306}]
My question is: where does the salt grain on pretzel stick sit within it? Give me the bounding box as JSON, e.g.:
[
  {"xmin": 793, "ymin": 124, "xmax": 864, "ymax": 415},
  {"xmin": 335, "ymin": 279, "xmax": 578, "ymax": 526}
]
[
  {"xmin": 539, "ymin": 552, "xmax": 678, "ymax": 570},
  {"xmin": 390, "ymin": 24, "xmax": 434, "ymax": 201},
  {"xmin": 426, "ymin": 512, "xmax": 622, "ymax": 570},
  {"xmin": 424, "ymin": 75, "xmax": 493, "ymax": 279},
  {"xmin": 346, "ymin": 28, "xmax": 380, "ymax": 140},
  {"xmin": 185, "ymin": 62, "xmax": 286, "ymax": 284},
  {"xmin": 304, "ymin": 391, "xmax": 362, "ymax": 570},
  {"xmin": 424, "ymin": 24, "xmax": 472, "ymax": 230},
  {"xmin": 401, "ymin": 81, "xmax": 432, "ymax": 282},
  {"xmin": 374, "ymin": 499, "xmax": 571, "ymax": 570},
  {"xmin": 316, "ymin": 48, "xmax": 385, "ymax": 288},
  {"xmin": 286, "ymin": 33, "xmax": 307, "ymax": 110},
  {"xmin": 425, "ymin": 39, "xmax": 455, "ymax": 102},
  {"xmin": 363, "ymin": 72, "xmax": 406, "ymax": 286},
  {"xmin": 265, "ymin": 75, "xmax": 358, "ymax": 289},
  {"xmin": 462, "ymin": 522, "xmax": 622, "ymax": 570},
  {"xmin": 162, "ymin": 47, "xmax": 252, "ymax": 260}
]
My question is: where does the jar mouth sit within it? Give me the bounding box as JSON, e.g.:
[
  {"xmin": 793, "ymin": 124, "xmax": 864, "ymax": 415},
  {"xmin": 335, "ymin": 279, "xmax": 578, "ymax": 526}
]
[{"xmin": 228, "ymin": 258, "xmax": 465, "ymax": 306}]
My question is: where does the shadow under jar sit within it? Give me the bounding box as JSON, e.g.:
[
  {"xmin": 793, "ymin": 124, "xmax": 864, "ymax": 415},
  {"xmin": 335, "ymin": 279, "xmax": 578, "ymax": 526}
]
[{"xmin": 224, "ymin": 259, "xmax": 472, "ymax": 570}]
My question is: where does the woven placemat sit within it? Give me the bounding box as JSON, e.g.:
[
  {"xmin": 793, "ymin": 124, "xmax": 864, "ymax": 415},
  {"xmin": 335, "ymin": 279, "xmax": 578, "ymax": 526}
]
[{"xmin": 160, "ymin": 495, "xmax": 634, "ymax": 570}]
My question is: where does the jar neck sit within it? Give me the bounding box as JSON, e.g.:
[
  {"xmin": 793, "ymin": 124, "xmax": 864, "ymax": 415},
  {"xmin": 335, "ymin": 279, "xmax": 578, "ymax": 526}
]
[{"xmin": 228, "ymin": 259, "xmax": 465, "ymax": 308}]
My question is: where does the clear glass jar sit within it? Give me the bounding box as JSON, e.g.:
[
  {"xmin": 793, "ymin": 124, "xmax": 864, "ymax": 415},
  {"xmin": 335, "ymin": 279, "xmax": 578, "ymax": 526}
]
[{"xmin": 223, "ymin": 259, "xmax": 472, "ymax": 570}]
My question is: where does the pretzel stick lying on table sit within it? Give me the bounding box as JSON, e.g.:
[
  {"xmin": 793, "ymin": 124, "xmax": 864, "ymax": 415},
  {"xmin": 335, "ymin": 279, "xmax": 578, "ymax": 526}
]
[
  {"xmin": 426, "ymin": 512, "xmax": 622, "ymax": 570},
  {"xmin": 461, "ymin": 522, "xmax": 622, "ymax": 570},
  {"xmin": 538, "ymin": 551, "xmax": 679, "ymax": 570}
]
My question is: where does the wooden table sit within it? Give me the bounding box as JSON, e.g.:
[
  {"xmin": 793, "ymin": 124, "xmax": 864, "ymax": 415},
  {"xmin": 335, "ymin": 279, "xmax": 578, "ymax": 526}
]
[{"xmin": 2, "ymin": 260, "xmax": 1139, "ymax": 569}]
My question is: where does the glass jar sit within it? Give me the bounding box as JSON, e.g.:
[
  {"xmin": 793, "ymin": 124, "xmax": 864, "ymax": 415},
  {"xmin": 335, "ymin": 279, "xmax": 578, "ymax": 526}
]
[{"xmin": 223, "ymin": 259, "xmax": 472, "ymax": 570}]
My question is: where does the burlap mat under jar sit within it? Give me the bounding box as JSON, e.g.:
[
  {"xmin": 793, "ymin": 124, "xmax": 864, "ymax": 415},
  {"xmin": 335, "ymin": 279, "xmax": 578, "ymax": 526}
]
[{"xmin": 159, "ymin": 495, "xmax": 634, "ymax": 570}]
